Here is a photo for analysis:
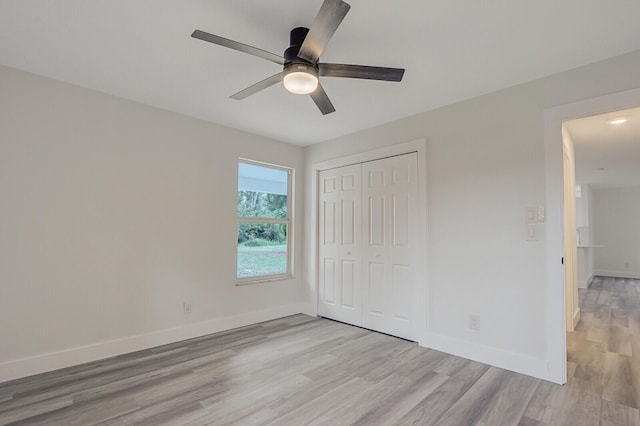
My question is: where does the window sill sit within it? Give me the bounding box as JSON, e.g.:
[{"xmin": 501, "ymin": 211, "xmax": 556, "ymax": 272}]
[{"xmin": 236, "ymin": 274, "xmax": 294, "ymax": 286}]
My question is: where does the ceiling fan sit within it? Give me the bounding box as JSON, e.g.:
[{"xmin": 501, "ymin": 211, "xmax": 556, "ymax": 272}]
[{"xmin": 191, "ymin": 0, "xmax": 405, "ymax": 115}]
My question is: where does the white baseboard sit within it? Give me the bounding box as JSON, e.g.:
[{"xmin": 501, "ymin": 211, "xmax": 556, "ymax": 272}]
[
  {"xmin": 297, "ymin": 303, "xmax": 317, "ymax": 317},
  {"xmin": 573, "ymin": 307, "xmax": 581, "ymax": 330},
  {"xmin": 420, "ymin": 332, "xmax": 557, "ymax": 384},
  {"xmin": 578, "ymin": 273, "xmax": 594, "ymax": 289},
  {"xmin": 595, "ymin": 269, "xmax": 640, "ymax": 280},
  {"xmin": 0, "ymin": 303, "xmax": 310, "ymax": 384},
  {"xmin": 586, "ymin": 273, "xmax": 594, "ymax": 288}
]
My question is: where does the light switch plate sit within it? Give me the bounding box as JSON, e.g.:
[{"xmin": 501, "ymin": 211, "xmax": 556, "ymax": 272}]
[
  {"xmin": 525, "ymin": 206, "xmax": 537, "ymax": 223},
  {"xmin": 526, "ymin": 224, "xmax": 538, "ymax": 241},
  {"xmin": 537, "ymin": 206, "xmax": 545, "ymax": 222}
]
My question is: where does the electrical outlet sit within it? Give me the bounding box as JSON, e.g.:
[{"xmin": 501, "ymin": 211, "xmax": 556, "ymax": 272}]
[
  {"xmin": 183, "ymin": 302, "xmax": 193, "ymax": 315},
  {"xmin": 469, "ymin": 315, "xmax": 480, "ymax": 331}
]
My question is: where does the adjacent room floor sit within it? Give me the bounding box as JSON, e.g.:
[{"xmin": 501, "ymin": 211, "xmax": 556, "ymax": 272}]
[
  {"xmin": 0, "ymin": 278, "xmax": 639, "ymax": 425},
  {"xmin": 567, "ymin": 276, "xmax": 640, "ymax": 425}
]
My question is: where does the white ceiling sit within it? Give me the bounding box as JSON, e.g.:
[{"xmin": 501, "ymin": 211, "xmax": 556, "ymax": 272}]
[
  {"xmin": 2, "ymin": 1, "xmax": 640, "ymax": 146},
  {"xmin": 567, "ymin": 107, "xmax": 640, "ymax": 188}
]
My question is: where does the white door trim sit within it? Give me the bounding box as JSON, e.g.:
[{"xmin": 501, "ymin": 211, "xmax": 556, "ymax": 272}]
[
  {"xmin": 309, "ymin": 139, "xmax": 429, "ymax": 345},
  {"xmin": 544, "ymin": 87, "xmax": 640, "ymax": 384}
]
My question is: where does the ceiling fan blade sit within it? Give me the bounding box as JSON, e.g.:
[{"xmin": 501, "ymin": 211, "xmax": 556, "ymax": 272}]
[
  {"xmin": 298, "ymin": 0, "xmax": 351, "ymax": 63},
  {"xmin": 310, "ymin": 83, "xmax": 336, "ymax": 115},
  {"xmin": 319, "ymin": 63, "xmax": 405, "ymax": 81},
  {"xmin": 191, "ymin": 30, "xmax": 285, "ymax": 65},
  {"xmin": 230, "ymin": 72, "xmax": 284, "ymax": 100}
]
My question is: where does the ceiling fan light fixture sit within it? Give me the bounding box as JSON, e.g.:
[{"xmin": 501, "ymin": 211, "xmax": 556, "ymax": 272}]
[{"xmin": 283, "ymin": 63, "xmax": 319, "ymax": 95}]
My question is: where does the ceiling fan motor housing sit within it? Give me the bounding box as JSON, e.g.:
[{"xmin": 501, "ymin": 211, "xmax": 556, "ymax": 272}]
[
  {"xmin": 284, "ymin": 27, "xmax": 313, "ymax": 64},
  {"xmin": 283, "ymin": 26, "xmax": 319, "ymax": 88}
]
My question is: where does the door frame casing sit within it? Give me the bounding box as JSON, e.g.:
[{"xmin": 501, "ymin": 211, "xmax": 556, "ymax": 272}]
[
  {"xmin": 544, "ymin": 87, "xmax": 640, "ymax": 384},
  {"xmin": 309, "ymin": 139, "xmax": 429, "ymax": 345},
  {"xmin": 562, "ymin": 136, "xmax": 579, "ymax": 333}
]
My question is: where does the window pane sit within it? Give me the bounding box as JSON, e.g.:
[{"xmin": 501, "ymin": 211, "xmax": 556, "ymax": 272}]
[
  {"xmin": 237, "ymin": 223, "xmax": 288, "ymax": 278},
  {"xmin": 238, "ymin": 163, "xmax": 288, "ymax": 218}
]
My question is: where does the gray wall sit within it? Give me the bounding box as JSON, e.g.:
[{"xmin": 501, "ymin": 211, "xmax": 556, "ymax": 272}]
[
  {"xmin": 593, "ymin": 186, "xmax": 640, "ymax": 279},
  {"xmin": 304, "ymin": 50, "xmax": 640, "ymax": 380},
  {"xmin": 0, "ymin": 65, "xmax": 307, "ymax": 381}
]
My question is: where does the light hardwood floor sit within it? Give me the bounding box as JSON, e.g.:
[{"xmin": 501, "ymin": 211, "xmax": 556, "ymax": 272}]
[{"xmin": 0, "ymin": 277, "xmax": 639, "ymax": 425}]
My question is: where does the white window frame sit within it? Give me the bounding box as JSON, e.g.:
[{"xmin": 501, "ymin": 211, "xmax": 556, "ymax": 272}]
[{"xmin": 236, "ymin": 158, "xmax": 294, "ymax": 285}]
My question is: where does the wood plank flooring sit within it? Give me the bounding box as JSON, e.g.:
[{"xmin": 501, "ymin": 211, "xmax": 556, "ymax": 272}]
[
  {"xmin": 0, "ymin": 276, "xmax": 639, "ymax": 425},
  {"xmin": 567, "ymin": 276, "xmax": 640, "ymax": 425}
]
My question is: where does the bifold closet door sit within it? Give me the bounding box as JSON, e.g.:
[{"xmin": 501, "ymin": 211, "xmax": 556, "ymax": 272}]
[
  {"xmin": 318, "ymin": 153, "xmax": 418, "ymax": 341},
  {"xmin": 318, "ymin": 164, "xmax": 363, "ymax": 325},
  {"xmin": 362, "ymin": 153, "xmax": 417, "ymax": 340}
]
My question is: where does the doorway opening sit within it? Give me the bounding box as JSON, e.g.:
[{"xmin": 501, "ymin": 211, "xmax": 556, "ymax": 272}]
[
  {"xmin": 544, "ymin": 87, "xmax": 640, "ymax": 385},
  {"xmin": 562, "ymin": 107, "xmax": 640, "ymax": 409}
]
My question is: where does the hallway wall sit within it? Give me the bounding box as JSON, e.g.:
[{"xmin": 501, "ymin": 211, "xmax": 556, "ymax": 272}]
[{"xmin": 593, "ymin": 186, "xmax": 640, "ymax": 279}]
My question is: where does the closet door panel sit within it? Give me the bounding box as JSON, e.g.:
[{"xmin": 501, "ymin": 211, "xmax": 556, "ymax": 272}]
[
  {"xmin": 341, "ymin": 259, "xmax": 356, "ymax": 308},
  {"xmin": 318, "ymin": 164, "xmax": 363, "ymax": 325},
  {"xmin": 362, "ymin": 153, "xmax": 417, "ymax": 340},
  {"xmin": 321, "ymin": 258, "xmax": 336, "ymax": 304}
]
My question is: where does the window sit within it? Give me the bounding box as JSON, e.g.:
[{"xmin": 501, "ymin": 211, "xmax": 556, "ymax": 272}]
[{"xmin": 237, "ymin": 160, "xmax": 293, "ymax": 283}]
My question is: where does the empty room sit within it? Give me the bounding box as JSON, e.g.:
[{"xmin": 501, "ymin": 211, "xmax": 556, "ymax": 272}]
[{"xmin": 1, "ymin": 1, "xmax": 640, "ymax": 425}]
